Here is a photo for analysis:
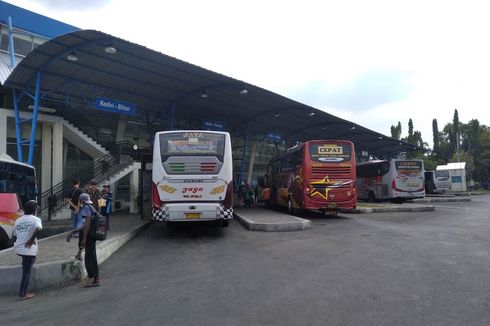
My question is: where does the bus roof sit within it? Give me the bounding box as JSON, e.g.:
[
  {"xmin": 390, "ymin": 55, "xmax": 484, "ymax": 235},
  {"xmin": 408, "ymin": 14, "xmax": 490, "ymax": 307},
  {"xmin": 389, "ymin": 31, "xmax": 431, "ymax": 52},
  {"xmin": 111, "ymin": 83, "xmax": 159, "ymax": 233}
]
[
  {"xmin": 155, "ymin": 130, "xmax": 230, "ymax": 136},
  {"xmin": 0, "ymin": 154, "xmax": 35, "ymax": 169}
]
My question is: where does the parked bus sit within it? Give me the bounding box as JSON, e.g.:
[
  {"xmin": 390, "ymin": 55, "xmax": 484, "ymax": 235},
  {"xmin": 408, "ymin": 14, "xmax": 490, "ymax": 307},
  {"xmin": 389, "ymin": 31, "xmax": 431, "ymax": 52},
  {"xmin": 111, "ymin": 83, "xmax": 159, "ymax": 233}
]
[
  {"xmin": 425, "ymin": 170, "xmax": 451, "ymax": 194},
  {"xmin": 152, "ymin": 131, "xmax": 233, "ymax": 227},
  {"xmin": 0, "ymin": 154, "xmax": 37, "ymax": 204},
  {"xmin": 266, "ymin": 140, "xmax": 357, "ymax": 214},
  {"xmin": 0, "ymin": 154, "xmax": 37, "ymax": 249},
  {"xmin": 356, "ymin": 159, "xmax": 425, "ymax": 202}
]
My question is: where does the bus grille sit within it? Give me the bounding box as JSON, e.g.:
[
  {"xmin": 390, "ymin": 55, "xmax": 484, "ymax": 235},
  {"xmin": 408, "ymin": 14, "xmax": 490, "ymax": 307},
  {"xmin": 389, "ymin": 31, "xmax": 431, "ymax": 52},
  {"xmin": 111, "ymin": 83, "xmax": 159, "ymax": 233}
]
[
  {"xmin": 164, "ymin": 157, "xmax": 222, "ymax": 175},
  {"xmin": 312, "ymin": 166, "xmax": 352, "ymax": 175},
  {"xmin": 311, "ymin": 180, "xmax": 353, "ymax": 190}
]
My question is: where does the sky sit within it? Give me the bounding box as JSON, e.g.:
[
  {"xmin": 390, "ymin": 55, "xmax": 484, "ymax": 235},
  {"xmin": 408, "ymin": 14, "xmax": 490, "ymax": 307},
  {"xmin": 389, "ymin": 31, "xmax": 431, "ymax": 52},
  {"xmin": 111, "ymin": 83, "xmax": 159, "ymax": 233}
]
[{"xmin": 5, "ymin": 0, "xmax": 490, "ymax": 148}]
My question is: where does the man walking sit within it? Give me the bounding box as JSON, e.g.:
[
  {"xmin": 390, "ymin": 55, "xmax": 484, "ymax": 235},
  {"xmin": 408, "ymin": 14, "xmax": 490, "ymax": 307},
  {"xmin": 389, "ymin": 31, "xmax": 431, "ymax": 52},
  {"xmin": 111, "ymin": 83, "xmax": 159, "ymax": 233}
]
[
  {"xmin": 66, "ymin": 179, "xmax": 82, "ymax": 230},
  {"xmin": 78, "ymin": 193, "xmax": 101, "ymax": 287},
  {"xmin": 11, "ymin": 200, "xmax": 43, "ymax": 300}
]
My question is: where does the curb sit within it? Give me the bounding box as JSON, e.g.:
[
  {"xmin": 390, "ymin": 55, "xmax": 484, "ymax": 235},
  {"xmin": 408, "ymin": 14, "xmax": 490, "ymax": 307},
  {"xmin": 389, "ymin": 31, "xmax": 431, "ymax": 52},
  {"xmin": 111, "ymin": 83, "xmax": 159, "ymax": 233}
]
[
  {"xmin": 234, "ymin": 214, "xmax": 311, "ymax": 232},
  {"xmin": 341, "ymin": 205, "xmax": 435, "ymax": 214},
  {"xmin": 0, "ymin": 220, "xmax": 152, "ymax": 296},
  {"xmin": 410, "ymin": 198, "xmax": 471, "ymax": 203}
]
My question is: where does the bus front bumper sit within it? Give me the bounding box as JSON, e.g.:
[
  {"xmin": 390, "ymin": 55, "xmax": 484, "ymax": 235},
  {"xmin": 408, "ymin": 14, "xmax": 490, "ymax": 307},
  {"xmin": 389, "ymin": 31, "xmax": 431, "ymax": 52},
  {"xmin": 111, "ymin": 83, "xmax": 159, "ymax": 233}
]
[{"xmin": 152, "ymin": 203, "xmax": 233, "ymax": 222}]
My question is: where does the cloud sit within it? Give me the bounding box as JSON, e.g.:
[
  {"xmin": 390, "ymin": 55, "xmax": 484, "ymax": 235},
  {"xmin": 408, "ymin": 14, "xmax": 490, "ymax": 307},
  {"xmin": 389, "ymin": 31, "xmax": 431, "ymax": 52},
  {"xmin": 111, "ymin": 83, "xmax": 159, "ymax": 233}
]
[
  {"xmin": 30, "ymin": 0, "xmax": 111, "ymax": 10},
  {"xmin": 289, "ymin": 68, "xmax": 413, "ymax": 112}
]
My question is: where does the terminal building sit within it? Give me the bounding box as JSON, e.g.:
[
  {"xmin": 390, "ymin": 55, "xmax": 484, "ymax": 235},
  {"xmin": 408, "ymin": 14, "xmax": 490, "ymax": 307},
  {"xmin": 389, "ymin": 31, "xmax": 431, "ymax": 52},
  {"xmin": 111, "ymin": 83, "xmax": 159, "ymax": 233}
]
[{"xmin": 0, "ymin": 2, "xmax": 418, "ymax": 219}]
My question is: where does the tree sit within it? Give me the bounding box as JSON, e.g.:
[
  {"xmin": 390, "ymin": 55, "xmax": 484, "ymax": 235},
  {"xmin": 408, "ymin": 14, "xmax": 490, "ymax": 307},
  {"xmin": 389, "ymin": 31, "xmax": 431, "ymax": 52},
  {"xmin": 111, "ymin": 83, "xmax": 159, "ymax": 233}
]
[
  {"xmin": 432, "ymin": 118, "xmax": 440, "ymax": 159},
  {"xmin": 452, "ymin": 109, "xmax": 460, "ymax": 157},
  {"xmin": 390, "ymin": 121, "xmax": 402, "ymax": 140},
  {"xmin": 408, "ymin": 119, "xmax": 414, "ymax": 138}
]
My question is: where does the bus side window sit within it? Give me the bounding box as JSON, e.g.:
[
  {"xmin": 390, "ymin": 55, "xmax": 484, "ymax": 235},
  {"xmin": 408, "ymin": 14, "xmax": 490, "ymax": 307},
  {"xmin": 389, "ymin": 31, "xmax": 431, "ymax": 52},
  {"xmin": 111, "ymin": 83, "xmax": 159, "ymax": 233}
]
[
  {"xmin": 0, "ymin": 171, "xmax": 7, "ymax": 193},
  {"xmin": 381, "ymin": 162, "xmax": 390, "ymax": 175}
]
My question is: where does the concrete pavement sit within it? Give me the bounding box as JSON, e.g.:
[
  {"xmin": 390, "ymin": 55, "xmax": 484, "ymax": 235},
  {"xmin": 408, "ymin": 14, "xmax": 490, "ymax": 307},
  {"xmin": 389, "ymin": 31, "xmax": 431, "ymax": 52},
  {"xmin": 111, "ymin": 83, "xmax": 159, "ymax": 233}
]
[
  {"xmin": 0, "ymin": 213, "xmax": 151, "ymax": 295},
  {"xmin": 234, "ymin": 208, "xmax": 312, "ymax": 231},
  {"xmin": 235, "ymin": 201, "xmax": 436, "ymax": 231}
]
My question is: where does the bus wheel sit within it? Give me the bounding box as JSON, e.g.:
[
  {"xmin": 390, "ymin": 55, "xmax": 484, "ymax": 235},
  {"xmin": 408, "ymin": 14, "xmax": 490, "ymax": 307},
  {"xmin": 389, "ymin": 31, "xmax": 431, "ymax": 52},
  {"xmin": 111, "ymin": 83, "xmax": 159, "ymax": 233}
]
[
  {"xmin": 287, "ymin": 198, "xmax": 295, "ymax": 215},
  {"xmin": 221, "ymin": 220, "xmax": 230, "ymax": 227},
  {"xmin": 368, "ymin": 191, "xmax": 376, "ymax": 203},
  {"xmin": 0, "ymin": 229, "xmax": 11, "ymax": 250}
]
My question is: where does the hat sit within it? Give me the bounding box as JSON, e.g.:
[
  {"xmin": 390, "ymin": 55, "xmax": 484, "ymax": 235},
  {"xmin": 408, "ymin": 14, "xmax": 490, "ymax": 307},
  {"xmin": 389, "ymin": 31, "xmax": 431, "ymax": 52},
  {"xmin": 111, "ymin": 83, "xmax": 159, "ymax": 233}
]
[
  {"xmin": 102, "ymin": 183, "xmax": 110, "ymax": 188},
  {"xmin": 79, "ymin": 193, "xmax": 93, "ymax": 204}
]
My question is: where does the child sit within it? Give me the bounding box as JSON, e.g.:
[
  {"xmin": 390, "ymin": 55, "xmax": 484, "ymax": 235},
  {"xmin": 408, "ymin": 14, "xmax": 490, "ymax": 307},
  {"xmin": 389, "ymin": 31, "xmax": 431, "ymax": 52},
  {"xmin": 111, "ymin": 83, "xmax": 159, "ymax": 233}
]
[
  {"xmin": 11, "ymin": 200, "xmax": 42, "ymax": 300},
  {"xmin": 100, "ymin": 184, "xmax": 113, "ymax": 231}
]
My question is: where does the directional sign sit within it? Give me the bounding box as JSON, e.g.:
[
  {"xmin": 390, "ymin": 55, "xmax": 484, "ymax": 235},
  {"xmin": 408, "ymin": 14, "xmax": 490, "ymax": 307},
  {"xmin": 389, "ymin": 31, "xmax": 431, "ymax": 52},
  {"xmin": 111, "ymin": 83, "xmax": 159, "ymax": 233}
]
[
  {"xmin": 266, "ymin": 132, "xmax": 282, "ymax": 141},
  {"xmin": 202, "ymin": 119, "xmax": 225, "ymax": 131},
  {"xmin": 95, "ymin": 97, "xmax": 136, "ymax": 116}
]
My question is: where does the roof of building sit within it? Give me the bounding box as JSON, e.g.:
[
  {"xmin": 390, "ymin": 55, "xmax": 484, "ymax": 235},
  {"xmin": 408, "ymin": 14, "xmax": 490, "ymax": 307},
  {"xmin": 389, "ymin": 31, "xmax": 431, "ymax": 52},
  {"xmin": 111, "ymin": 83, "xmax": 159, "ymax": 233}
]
[
  {"xmin": 0, "ymin": 1, "xmax": 79, "ymax": 38},
  {"xmin": 3, "ymin": 29, "xmax": 422, "ymax": 156},
  {"xmin": 0, "ymin": 51, "xmax": 20, "ymax": 84},
  {"xmin": 437, "ymin": 162, "xmax": 466, "ymax": 170}
]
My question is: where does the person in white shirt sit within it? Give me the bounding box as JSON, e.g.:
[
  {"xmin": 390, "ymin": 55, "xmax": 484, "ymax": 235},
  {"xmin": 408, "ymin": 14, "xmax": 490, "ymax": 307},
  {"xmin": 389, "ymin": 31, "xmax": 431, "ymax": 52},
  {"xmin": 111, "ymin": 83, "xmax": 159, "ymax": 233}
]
[{"xmin": 11, "ymin": 200, "xmax": 43, "ymax": 300}]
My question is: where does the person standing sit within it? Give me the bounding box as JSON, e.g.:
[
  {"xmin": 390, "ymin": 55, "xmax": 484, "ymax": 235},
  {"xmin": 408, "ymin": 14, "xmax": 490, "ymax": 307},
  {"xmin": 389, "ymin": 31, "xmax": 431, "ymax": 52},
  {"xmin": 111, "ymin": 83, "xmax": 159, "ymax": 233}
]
[
  {"xmin": 66, "ymin": 179, "xmax": 82, "ymax": 230},
  {"xmin": 11, "ymin": 200, "xmax": 43, "ymax": 300},
  {"xmin": 78, "ymin": 193, "xmax": 101, "ymax": 287},
  {"xmin": 87, "ymin": 179, "xmax": 101, "ymax": 212},
  {"xmin": 100, "ymin": 184, "xmax": 113, "ymax": 231}
]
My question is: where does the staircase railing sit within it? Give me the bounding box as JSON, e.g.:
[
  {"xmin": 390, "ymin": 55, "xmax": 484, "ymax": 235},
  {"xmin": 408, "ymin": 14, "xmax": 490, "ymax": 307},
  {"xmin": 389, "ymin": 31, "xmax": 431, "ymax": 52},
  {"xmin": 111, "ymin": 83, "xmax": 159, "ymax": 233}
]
[
  {"xmin": 39, "ymin": 105, "xmax": 151, "ymax": 219},
  {"xmin": 57, "ymin": 105, "xmax": 116, "ymax": 152},
  {"xmin": 39, "ymin": 145, "xmax": 137, "ymax": 220}
]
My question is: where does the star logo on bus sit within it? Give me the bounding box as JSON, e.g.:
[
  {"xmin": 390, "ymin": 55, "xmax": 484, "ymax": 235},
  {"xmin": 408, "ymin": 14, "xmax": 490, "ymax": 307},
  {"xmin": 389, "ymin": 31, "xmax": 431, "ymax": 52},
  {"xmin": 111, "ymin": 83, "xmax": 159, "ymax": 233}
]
[{"xmin": 309, "ymin": 176, "xmax": 337, "ymax": 200}]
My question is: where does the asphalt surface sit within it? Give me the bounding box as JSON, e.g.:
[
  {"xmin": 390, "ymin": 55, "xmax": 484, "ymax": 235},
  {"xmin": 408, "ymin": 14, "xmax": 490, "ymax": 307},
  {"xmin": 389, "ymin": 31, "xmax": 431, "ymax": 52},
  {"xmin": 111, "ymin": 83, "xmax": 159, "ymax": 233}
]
[{"xmin": 1, "ymin": 196, "xmax": 490, "ymax": 326}]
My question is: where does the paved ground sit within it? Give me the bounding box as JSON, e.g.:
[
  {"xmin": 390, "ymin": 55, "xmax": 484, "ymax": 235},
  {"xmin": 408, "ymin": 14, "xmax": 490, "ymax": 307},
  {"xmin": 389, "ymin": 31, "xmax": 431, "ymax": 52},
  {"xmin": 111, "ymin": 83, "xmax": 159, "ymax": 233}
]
[
  {"xmin": 0, "ymin": 213, "xmax": 147, "ymax": 266},
  {"xmin": 1, "ymin": 196, "xmax": 489, "ymax": 326}
]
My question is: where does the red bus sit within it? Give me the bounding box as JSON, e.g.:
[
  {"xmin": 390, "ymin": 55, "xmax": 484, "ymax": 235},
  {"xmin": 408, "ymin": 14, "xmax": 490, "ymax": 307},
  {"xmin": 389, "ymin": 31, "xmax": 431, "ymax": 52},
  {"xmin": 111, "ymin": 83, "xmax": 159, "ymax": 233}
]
[{"xmin": 266, "ymin": 140, "xmax": 357, "ymax": 214}]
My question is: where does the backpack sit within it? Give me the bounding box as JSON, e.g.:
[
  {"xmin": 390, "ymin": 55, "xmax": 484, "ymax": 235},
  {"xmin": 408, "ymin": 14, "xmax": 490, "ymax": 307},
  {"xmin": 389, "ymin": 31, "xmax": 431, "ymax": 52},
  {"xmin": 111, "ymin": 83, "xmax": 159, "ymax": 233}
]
[{"xmin": 88, "ymin": 205, "xmax": 108, "ymax": 241}]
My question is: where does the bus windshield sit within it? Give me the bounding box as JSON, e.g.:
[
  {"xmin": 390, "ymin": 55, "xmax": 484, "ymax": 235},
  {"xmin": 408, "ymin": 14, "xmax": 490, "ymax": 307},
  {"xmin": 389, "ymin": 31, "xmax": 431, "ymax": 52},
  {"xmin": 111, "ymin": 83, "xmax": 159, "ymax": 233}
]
[
  {"xmin": 309, "ymin": 142, "xmax": 352, "ymax": 163},
  {"xmin": 159, "ymin": 132, "xmax": 225, "ymax": 159},
  {"xmin": 435, "ymin": 170, "xmax": 449, "ymax": 178}
]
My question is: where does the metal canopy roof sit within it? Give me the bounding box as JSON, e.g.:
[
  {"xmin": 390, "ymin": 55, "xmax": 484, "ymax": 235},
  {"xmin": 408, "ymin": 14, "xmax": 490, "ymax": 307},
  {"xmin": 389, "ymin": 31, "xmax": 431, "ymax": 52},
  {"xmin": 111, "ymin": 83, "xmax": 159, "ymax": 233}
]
[{"xmin": 4, "ymin": 29, "xmax": 420, "ymax": 156}]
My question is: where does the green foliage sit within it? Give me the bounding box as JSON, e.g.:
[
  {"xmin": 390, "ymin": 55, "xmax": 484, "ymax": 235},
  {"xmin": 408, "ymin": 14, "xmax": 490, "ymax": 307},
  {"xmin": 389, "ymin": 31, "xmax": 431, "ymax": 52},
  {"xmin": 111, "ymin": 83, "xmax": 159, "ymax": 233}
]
[
  {"xmin": 390, "ymin": 121, "xmax": 402, "ymax": 140},
  {"xmin": 423, "ymin": 158, "xmax": 438, "ymax": 171},
  {"xmin": 432, "ymin": 118, "xmax": 440, "ymax": 158},
  {"xmin": 390, "ymin": 112, "xmax": 490, "ymax": 183}
]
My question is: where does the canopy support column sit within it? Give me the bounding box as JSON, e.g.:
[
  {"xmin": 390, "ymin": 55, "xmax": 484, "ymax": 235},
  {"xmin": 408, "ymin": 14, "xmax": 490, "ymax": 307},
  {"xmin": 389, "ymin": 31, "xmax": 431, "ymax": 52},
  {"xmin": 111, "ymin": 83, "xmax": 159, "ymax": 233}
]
[
  {"xmin": 168, "ymin": 102, "xmax": 176, "ymax": 130},
  {"xmin": 239, "ymin": 124, "xmax": 250, "ymax": 186},
  {"xmin": 27, "ymin": 72, "xmax": 42, "ymax": 165},
  {"xmin": 8, "ymin": 17, "xmax": 16, "ymax": 68},
  {"xmin": 13, "ymin": 88, "xmax": 23, "ymax": 162}
]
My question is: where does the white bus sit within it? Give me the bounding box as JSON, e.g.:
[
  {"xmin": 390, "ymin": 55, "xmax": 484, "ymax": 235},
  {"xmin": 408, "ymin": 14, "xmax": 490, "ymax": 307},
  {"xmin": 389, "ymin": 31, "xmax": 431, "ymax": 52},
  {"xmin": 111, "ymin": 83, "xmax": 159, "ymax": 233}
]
[
  {"xmin": 1, "ymin": 154, "xmax": 37, "ymax": 249},
  {"xmin": 152, "ymin": 131, "xmax": 233, "ymax": 226},
  {"xmin": 356, "ymin": 159, "xmax": 425, "ymax": 202},
  {"xmin": 0, "ymin": 154, "xmax": 37, "ymax": 204}
]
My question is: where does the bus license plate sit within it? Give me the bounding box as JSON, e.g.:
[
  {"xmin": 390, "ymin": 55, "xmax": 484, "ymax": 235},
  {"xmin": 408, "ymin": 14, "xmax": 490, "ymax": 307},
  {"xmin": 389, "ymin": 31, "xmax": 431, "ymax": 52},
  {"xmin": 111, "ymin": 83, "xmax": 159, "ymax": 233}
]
[
  {"xmin": 185, "ymin": 213, "xmax": 201, "ymax": 219},
  {"xmin": 328, "ymin": 204, "xmax": 337, "ymax": 209}
]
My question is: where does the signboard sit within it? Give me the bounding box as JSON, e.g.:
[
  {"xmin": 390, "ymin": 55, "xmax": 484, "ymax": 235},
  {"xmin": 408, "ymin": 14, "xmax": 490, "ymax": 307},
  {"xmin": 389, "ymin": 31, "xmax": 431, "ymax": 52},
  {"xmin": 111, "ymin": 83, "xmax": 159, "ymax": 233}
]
[
  {"xmin": 266, "ymin": 132, "xmax": 282, "ymax": 141},
  {"xmin": 451, "ymin": 176, "xmax": 462, "ymax": 183},
  {"xmin": 310, "ymin": 143, "xmax": 351, "ymax": 163},
  {"xmin": 95, "ymin": 97, "xmax": 136, "ymax": 116},
  {"xmin": 202, "ymin": 119, "xmax": 225, "ymax": 131}
]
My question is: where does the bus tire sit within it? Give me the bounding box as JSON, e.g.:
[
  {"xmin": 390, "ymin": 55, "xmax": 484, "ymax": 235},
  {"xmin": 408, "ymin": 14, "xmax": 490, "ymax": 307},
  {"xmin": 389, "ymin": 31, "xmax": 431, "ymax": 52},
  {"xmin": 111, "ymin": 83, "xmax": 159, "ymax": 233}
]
[
  {"xmin": 221, "ymin": 220, "xmax": 230, "ymax": 227},
  {"xmin": 368, "ymin": 191, "xmax": 376, "ymax": 203},
  {"xmin": 287, "ymin": 197, "xmax": 296, "ymax": 215},
  {"xmin": 0, "ymin": 228, "xmax": 11, "ymax": 250}
]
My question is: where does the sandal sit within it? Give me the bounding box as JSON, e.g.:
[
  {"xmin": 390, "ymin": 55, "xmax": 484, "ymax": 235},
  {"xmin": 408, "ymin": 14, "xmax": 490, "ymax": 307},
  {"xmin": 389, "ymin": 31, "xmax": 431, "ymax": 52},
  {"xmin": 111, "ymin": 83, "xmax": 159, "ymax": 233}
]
[
  {"xmin": 20, "ymin": 293, "xmax": 35, "ymax": 300},
  {"xmin": 84, "ymin": 282, "xmax": 100, "ymax": 288}
]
